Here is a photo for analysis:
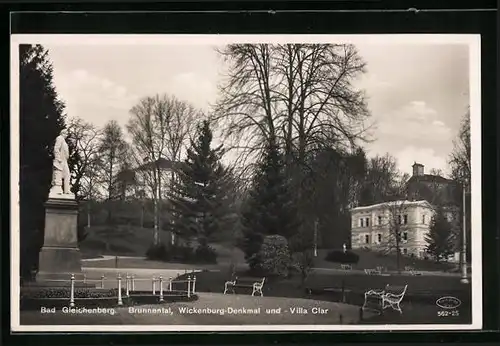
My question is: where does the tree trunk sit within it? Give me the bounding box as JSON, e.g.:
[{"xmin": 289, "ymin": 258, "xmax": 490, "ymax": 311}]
[
  {"xmin": 87, "ymin": 202, "xmax": 91, "ymax": 228},
  {"xmin": 140, "ymin": 203, "xmax": 144, "ymax": 228},
  {"xmin": 396, "ymin": 238, "xmax": 401, "ymax": 274}
]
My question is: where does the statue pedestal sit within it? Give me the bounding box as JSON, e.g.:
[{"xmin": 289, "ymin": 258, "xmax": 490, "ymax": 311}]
[{"xmin": 36, "ymin": 198, "xmax": 90, "ymax": 286}]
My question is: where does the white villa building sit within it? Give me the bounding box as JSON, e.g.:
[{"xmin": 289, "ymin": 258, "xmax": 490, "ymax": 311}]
[{"xmin": 350, "ymin": 200, "xmax": 435, "ymax": 258}]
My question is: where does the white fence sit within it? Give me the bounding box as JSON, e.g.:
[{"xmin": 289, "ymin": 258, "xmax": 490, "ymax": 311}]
[{"xmin": 51, "ymin": 272, "xmax": 197, "ymax": 308}]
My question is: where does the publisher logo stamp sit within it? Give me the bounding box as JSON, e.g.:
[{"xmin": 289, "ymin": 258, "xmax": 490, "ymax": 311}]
[{"xmin": 436, "ymin": 296, "xmax": 461, "ymax": 310}]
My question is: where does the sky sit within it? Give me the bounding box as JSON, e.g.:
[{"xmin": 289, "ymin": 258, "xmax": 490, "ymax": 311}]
[{"xmin": 43, "ymin": 39, "xmax": 471, "ymax": 177}]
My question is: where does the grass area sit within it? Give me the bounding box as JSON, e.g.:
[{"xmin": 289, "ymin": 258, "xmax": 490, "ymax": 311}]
[
  {"xmin": 80, "ymin": 225, "xmax": 456, "ymax": 273},
  {"xmin": 80, "ymin": 226, "xmax": 246, "ymax": 263},
  {"xmin": 84, "ymin": 257, "xmax": 223, "ymax": 270},
  {"xmin": 179, "ymin": 269, "xmax": 471, "ymax": 299},
  {"xmin": 80, "ymin": 225, "xmax": 153, "ymax": 256},
  {"xmin": 314, "ymin": 248, "xmax": 456, "ymax": 272}
]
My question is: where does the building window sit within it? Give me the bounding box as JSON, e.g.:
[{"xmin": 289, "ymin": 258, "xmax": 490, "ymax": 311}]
[
  {"xmin": 378, "ymin": 215, "xmax": 382, "ymax": 225},
  {"xmin": 359, "ymin": 218, "xmax": 364, "ymax": 227},
  {"xmin": 403, "ymin": 214, "xmax": 408, "ymax": 224},
  {"xmin": 403, "ymin": 232, "xmax": 408, "ymax": 241},
  {"xmin": 422, "ymin": 214, "xmax": 426, "ymax": 224},
  {"xmin": 365, "ymin": 217, "xmax": 370, "ymax": 227},
  {"xmin": 377, "ymin": 233, "xmax": 382, "ymax": 243},
  {"xmin": 365, "ymin": 235, "xmax": 370, "ymax": 244},
  {"xmin": 398, "ymin": 215, "xmax": 402, "ymax": 224}
]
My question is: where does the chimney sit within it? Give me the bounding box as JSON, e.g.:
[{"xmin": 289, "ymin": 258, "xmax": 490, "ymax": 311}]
[{"xmin": 412, "ymin": 162, "xmax": 424, "ymax": 176}]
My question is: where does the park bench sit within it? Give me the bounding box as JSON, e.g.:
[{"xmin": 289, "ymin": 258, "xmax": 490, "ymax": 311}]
[
  {"xmin": 223, "ymin": 276, "xmax": 266, "ymax": 296},
  {"xmin": 364, "ymin": 268, "xmax": 382, "ymax": 275},
  {"xmin": 405, "ymin": 266, "xmax": 422, "ymax": 276},
  {"xmin": 363, "ymin": 284, "xmax": 408, "ymax": 314},
  {"xmin": 340, "ymin": 264, "xmax": 352, "ymax": 271}
]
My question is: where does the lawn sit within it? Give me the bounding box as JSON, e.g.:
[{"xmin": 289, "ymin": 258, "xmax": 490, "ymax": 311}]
[
  {"xmin": 80, "ymin": 224, "xmax": 457, "ymax": 274},
  {"xmin": 80, "ymin": 225, "xmax": 153, "ymax": 256},
  {"xmin": 313, "ymin": 248, "xmax": 455, "ymax": 272}
]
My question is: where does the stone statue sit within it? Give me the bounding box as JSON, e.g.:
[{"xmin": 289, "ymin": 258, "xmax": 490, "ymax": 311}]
[{"xmin": 49, "ymin": 131, "xmax": 73, "ymax": 199}]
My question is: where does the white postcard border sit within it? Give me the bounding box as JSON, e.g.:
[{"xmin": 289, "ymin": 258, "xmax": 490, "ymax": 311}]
[{"xmin": 10, "ymin": 34, "xmax": 482, "ymax": 332}]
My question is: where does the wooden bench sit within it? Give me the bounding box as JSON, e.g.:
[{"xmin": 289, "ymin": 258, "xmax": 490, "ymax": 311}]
[
  {"xmin": 223, "ymin": 277, "xmax": 266, "ymax": 296},
  {"xmin": 363, "ymin": 284, "xmax": 408, "ymax": 314},
  {"xmin": 364, "ymin": 268, "xmax": 381, "ymax": 275}
]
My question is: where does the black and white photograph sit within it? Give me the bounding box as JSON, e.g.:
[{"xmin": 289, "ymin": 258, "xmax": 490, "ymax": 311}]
[{"xmin": 10, "ymin": 34, "xmax": 482, "ymax": 332}]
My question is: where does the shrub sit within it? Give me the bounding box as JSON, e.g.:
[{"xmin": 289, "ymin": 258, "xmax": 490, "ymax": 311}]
[
  {"xmin": 291, "ymin": 250, "xmax": 315, "ymax": 284},
  {"xmin": 147, "ymin": 243, "xmax": 218, "ymax": 263},
  {"xmin": 146, "ymin": 243, "xmax": 169, "ymax": 261},
  {"xmin": 171, "ymin": 245, "xmax": 195, "ymax": 262},
  {"xmin": 194, "ymin": 245, "xmax": 218, "ymax": 264},
  {"xmin": 242, "ymin": 232, "xmax": 265, "ymax": 273},
  {"xmin": 258, "ymin": 235, "xmax": 292, "ymax": 278},
  {"xmin": 325, "ymin": 250, "xmax": 359, "ymax": 264}
]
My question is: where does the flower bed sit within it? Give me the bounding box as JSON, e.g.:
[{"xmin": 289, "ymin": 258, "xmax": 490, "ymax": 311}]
[{"xmin": 21, "ymin": 287, "xmax": 127, "ymax": 299}]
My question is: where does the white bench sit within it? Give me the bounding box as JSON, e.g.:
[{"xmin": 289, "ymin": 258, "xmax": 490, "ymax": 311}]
[
  {"xmin": 382, "ymin": 284, "xmax": 408, "ymax": 314},
  {"xmin": 364, "ymin": 268, "xmax": 381, "ymax": 275},
  {"xmin": 223, "ymin": 277, "xmax": 266, "ymax": 296},
  {"xmin": 340, "ymin": 264, "xmax": 352, "ymax": 271},
  {"xmin": 363, "ymin": 284, "xmax": 408, "ymax": 314}
]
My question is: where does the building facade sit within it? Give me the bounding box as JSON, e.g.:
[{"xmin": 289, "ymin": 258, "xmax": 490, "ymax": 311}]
[{"xmin": 350, "ymin": 200, "xmax": 435, "ymax": 258}]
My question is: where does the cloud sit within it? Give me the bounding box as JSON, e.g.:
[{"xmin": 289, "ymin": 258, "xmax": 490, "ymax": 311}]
[
  {"xmin": 169, "ymin": 72, "xmax": 217, "ymax": 110},
  {"xmin": 355, "ymin": 73, "xmax": 393, "ymax": 91},
  {"xmin": 395, "ymin": 146, "xmax": 449, "ymax": 176},
  {"xmin": 53, "ymin": 69, "xmax": 139, "ymax": 128},
  {"xmin": 376, "ymin": 100, "xmax": 452, "ymax": 142}
]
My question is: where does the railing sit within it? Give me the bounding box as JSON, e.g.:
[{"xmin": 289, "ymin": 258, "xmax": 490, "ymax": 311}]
[{"xmin": 36, "ymin": 272, "xmax": 198, "ymax": 308}]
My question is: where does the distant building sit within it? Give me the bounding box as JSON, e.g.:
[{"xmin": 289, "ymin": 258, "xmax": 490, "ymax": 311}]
[
  {"xmin": 406, "ymin": 162, "xmax": 461, "ymax": 257},
  {"xmin": 350, "ymin": 162, "xmax": 462, "ymax": 261},
  {"xmin": 114, "ymin": 158, "xmax": 183, "ymax": 201},
  {"xmin": 406, "ymin": 162, "xmax": 459, "ymax": 207},
  {"xmin": 350, "ymin": 200, "xmax": 434, "ymax": 258}
]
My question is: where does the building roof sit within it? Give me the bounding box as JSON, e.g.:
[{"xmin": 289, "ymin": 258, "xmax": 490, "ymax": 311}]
[
  {"xmin": 350, "ymin": 199, "xmax": 433, "ymax": 213},
  {"xmin": 407, "ymin": 174, "xmax": 452, "ymax": 184}
]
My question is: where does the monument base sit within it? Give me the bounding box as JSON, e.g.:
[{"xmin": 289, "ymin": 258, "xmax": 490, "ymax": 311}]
[
  {"xmin": 35, "ymin": 198, "xmax": 91, "ymax": 286},
  {"xmin": 36, "ymin": 246, "xmax": 92, "ymax": 286}
]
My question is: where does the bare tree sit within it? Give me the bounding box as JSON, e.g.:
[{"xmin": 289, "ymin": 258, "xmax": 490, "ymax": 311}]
[
  {"xmin": 98, "ymin": 120, "xmax": 129, "ymax": 223},
  {"xmin": 214, "ymin": 43, "xmax": 372, "ymax": 179},
  {"xmin": 448, "ymin": 108, "xmax": 471, "ymax": 264},
  {"xmin": 359, "ymin": 153, "xmax": 399, "ymax": 206},
  {"xmin": 214, "ymin": 44, "xmax": 372, "ymax": 237},
  {"xmin": 127, "ymin": 94, "xmax": 198, "ymax": 245},
  {"xmin": 449, "ymin": 109, "xmax": 471, "ymax": 186},
  {"xmin": 67, "ymin": 118, "xmax": 101, "ymax": 199},
  {"xmin": 379, "ymin": 172, "xmax": 412, "ymax": 273},
  {"xmin": 66, "ymin": 117, "xmax": 103, "ymax": 227}
]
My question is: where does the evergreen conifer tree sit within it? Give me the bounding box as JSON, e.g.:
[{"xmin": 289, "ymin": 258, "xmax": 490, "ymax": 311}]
[
  {"xmin": 425, "ymin": 207, "xmax": 455, "ymax": 263},
  {"xmin": 168, "ymin": 120, "xmax": 229, "ymax": 250},
  {"xmin": 241, "ymin": 138, "xmax": 300, "ymax": 271},
  {"xmin": 20, "ymin": 44, "xmax": 67, "ymax": 278}
]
